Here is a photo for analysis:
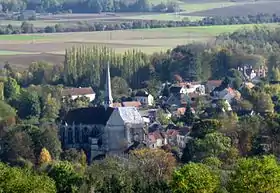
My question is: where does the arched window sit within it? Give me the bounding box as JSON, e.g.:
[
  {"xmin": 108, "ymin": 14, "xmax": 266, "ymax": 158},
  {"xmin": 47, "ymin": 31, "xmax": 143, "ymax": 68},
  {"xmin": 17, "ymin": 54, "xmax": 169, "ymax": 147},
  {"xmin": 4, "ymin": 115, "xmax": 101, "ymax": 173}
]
[
  {"xmin": 68, "ymin": 128, "xmax": 73, "ymax": 144},
  {"xmin": 75, "ymin": 127, "xmax": 80, "ymax": 143},
  {"xmin": 91, "ymin": 126, "xmax": 99, "ymax": 137},
  {"xmin": 82, "ymin": 127, "xmax": 88, "ymax": 143}
]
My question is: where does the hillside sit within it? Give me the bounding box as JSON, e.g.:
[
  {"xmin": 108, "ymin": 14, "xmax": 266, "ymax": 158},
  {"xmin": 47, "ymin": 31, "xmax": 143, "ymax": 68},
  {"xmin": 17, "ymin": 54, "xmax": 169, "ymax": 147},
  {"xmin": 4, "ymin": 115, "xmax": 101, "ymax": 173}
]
[{"xmin": 185, "ymin": 1, "xmax": 280, "ymax": 17}]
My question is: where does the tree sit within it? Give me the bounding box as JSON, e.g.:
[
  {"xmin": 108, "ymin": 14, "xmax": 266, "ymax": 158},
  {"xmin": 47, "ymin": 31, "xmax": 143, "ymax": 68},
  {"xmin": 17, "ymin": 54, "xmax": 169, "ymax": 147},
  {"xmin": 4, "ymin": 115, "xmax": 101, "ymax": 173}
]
[
  {"xmin": 38, "ymin": 124, "xmax": 62, "ymax": 160},
  {"xmin": 228, "ymin": 155, "xmax": 280, "ymax": 193},
  {"xmin": 131, "ymin": 148, "xmax": 176, "ymax": 181},
  {"xmin": 41, "ymin": 93, "xmax": 60, "ymax": 122},
  {"xmin": 182, "ymin": 103, "xmax": 195, "ymax": 126},
  {"xmin": 0, "ymin": 130, "xmax": 35, "ymax": 164},
  {"xmin": 271, "ymin": 67, "xmax": 280, "ymax": 81},
  {"xmin": 47, "ymin": 161, "xmax": 83, "ymax": 193},
  {"xmin": 0, "ymin": 100, "xmax": 16, "ymax": 123},
  {"xmin": 194, "ymin": 132, "xmax": 231, "ymax": 160},
  {"xmin": 38, "ymin": 147, "xmax": 52, "ymax": 165},
  {"xmin": 170, "ymin": 162, "xmax": 220, "ymax": 193},
  {"xmin": 61, "ymin": 149, "xmax": 87, "ymax": 166},
  {"xmin": 111, "ymin": 76, "xmax": 129, "ymax": 99},
  {"xmin": 13, "ymin": 89, "xmax": 41, "ymax": 120},
  {"xmin": 0, "ymin": 162, "xmax": 56, "ymax": 193},
  {"xmin": 253, "ymin": 92, "xmax": 274, "ymax": 113},
  {"xmin": 4, "ymin": 77, "xmax": 20, "ymax": 100},
  {"xmin": 190, "ymin": 119, "xmax": 222, "ymax": 139}
]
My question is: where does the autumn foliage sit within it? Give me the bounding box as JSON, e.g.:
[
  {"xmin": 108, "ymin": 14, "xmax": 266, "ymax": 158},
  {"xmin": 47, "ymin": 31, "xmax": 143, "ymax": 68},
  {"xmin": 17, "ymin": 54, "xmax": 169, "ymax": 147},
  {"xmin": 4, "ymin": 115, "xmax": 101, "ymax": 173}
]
[
  {"xmin": 131, "ymin": 148, "xmax": 177, "ymax": 181},
  {"xmin": 38, "ymin": 147, "xmax": 52, "ymax": 165}
]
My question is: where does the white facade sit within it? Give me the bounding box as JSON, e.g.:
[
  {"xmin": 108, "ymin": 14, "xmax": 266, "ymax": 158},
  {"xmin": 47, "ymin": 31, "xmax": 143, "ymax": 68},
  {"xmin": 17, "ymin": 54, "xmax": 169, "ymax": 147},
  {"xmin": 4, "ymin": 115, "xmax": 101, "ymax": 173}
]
[
  {"xmin": 135, "ymin": 94, "xmax": 154, "ymax": 106},
  {"xmin": 185, "ymin": 84, "xmax": 206, "ymax": 95}
]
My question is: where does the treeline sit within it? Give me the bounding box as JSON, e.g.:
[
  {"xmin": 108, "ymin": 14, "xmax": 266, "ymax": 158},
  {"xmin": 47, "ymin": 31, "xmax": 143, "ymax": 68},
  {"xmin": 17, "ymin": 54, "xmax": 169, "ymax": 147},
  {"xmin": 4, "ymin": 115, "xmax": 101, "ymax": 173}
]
[
  {"xmin": 1, "ymin": 13, "xmax": 280, "ymax": 35},
  {"xmin": 0, "ymin": 0, "xmax": 178, "ymax": 13}
]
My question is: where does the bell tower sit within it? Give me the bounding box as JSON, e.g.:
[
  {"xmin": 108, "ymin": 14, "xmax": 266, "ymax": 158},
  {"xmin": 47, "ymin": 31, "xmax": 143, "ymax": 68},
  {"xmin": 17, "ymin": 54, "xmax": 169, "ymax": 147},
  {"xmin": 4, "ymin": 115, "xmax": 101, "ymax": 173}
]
[{"xmin": 104, "ymin": 62, "xmax": 113, "ymax": 109}]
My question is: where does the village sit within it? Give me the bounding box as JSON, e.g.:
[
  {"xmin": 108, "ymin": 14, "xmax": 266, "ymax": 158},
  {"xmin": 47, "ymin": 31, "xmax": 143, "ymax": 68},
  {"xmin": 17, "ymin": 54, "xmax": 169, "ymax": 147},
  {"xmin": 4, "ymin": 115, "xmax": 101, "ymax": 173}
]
[{"xmin": 59, "ymin": 63, "xmax": 268, "ymax": 161}]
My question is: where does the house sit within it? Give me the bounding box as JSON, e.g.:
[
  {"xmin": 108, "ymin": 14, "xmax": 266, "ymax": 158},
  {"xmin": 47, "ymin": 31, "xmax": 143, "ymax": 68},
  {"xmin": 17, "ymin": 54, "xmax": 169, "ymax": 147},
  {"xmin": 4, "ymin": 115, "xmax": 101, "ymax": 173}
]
[
  {"xmin": 60, "ymin": 63, "xmax": 145, "ymax": 162},
  {"xmin": 206, "ymin": 80, "xmax": 222, "ymax": 93},
  {"xmin": 148, "ymin": 130, "xmax": 167, "ymax": 149},
  {"xmin": 212, "ymin": 87, "xmax": 240, "ymax": 103},
  {"xmin": 166, "ymin": 93, "xmax": 189, "ymax": 110},
  {"xmin": 135, "ymin": 90, "xmax": 154, "ymax": 106},
  {"xmin": 113, "ymin": 101, "xmax": 142, "ymax": 108},
  {"xmin": 62, "ymin": 87, "xmax": 96, "ymax": 102}
]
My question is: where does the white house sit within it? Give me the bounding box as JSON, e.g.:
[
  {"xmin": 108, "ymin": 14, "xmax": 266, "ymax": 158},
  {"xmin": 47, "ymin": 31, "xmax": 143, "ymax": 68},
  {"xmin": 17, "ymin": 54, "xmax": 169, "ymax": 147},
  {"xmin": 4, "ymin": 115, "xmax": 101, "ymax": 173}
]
[
  {"xmin": 135, "ymin": 90, "xmax": 154, "ymax": 106},
  {"xmin": 62, "ymin": 87, "xmax": 96, "ymax": 102}
]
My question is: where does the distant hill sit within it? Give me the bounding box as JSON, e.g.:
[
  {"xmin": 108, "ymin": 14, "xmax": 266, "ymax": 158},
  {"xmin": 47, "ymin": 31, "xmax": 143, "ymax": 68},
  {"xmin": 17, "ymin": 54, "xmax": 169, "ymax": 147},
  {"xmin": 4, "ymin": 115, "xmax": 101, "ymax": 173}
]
[{"xmin": 185, "ymin": 1, "xmax": 280, "ymax": 17}]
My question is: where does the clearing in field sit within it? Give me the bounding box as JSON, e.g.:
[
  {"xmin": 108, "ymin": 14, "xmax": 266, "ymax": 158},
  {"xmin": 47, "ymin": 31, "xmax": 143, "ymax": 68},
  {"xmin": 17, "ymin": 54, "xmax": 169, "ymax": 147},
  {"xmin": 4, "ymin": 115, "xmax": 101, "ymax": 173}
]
[{"xmin": 0, "ymin": 23, "xmax": 277, "ymax": 67}]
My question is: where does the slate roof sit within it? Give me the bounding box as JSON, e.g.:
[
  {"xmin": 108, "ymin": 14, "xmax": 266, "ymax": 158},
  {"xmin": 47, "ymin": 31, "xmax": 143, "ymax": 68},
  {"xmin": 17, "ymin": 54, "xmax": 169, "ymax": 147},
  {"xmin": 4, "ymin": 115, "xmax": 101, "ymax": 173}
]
[
  {"xmin": 62, "ymin": 87, "xmax": 95, "ymax": 96},
  {"xmin": 117, "ymin": 107, "xmax": 143, "ymax": 125},
  {"xmin": 64, "ymin": 106, "xmax": 114, "ymax": 125}
]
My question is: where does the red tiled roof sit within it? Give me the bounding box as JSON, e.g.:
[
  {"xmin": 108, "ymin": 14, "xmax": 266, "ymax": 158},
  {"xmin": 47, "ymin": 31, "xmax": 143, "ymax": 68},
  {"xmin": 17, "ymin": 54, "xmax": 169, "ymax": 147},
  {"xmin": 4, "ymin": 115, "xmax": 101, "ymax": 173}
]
[
  {"xmin": 177, "ymin": 107, "xmax": 186, "ymax": 115},
  {"xmin": 149, "ymin": 131, "xmax": 166, "ymax": 142},
  {"xmin": 122, "ymin": 101, "xmax": 141, "ymax": 108},
  {"xmin": 62, "ymin": 87, "xmax": 94, "ymax": 96},
  {"xmin": 166, "ymin": 129, "xmax": 179, "ymax": 136}
]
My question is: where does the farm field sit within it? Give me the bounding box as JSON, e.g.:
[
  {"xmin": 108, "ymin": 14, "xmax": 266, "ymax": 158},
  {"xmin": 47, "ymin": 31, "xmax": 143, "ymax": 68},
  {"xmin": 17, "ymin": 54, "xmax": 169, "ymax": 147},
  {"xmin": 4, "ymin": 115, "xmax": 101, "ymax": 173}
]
[
  {"xmin": 0, "ymin": 1, "xmax": 254, "ymax": 28},
  {"xmin": 187, "ymin": 1, "xmax": 280, "ymax": 17},
  {"xmin": 0, "ymin": 23, "xmax": 277, "ymax": 68}
]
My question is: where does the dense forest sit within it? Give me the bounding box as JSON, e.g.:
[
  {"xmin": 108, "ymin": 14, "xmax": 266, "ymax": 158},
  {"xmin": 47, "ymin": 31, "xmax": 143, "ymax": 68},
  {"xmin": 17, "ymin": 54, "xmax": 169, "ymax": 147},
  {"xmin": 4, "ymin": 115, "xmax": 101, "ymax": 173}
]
[
  {"xmin": 0, "ymin": 0, "xmax": 178, "ymax": 13},
  {"xmin": 2, "ymin": 25, "xmax": 280, "ymax": 192}
]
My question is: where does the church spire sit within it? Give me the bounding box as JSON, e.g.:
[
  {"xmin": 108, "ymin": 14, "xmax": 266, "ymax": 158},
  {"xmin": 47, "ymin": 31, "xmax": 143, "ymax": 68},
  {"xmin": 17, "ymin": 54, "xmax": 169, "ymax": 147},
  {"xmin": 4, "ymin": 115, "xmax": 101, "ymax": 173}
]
[{"xmin": 104, "ymin": 62, "xmax": 113, "ymax": 109}]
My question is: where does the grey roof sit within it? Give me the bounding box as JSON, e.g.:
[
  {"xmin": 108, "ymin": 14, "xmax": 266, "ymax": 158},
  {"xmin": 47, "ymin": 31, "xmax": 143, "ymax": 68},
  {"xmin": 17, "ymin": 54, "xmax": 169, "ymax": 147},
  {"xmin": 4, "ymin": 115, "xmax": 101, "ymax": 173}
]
[{"xmin": 117, "ymin": 107, "xmax": 143, "ymax": 125}]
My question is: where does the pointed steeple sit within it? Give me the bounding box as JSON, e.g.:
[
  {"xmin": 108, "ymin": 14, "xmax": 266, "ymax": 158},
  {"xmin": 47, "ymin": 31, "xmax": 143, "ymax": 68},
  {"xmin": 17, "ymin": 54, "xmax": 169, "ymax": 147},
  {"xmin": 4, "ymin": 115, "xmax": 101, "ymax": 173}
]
[{"xmin": 104, "ymin": 62, "xmax": 113, "ymax": 109}]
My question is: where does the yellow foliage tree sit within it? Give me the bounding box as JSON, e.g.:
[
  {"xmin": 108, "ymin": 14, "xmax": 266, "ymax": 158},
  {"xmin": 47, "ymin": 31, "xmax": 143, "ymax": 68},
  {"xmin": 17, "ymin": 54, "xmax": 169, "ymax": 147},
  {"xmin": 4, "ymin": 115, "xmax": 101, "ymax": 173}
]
[
  {"xmin": 131, "ymin": 148, "xmax": 176, "ymax": 181},
  {"xmin": 38, "ymin": 147, "xmax": 52, "ymax": 165}
]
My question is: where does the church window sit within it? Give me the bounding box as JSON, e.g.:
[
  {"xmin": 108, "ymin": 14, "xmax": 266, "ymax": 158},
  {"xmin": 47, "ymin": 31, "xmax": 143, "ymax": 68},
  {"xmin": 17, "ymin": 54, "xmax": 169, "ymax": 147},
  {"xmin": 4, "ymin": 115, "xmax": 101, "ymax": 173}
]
[
  {"xmin": 91, "ymin": 126, "xmax": 99, "ymax": 137},
  {"xmin": 75, "ymin": 127, "xmax": 80, "ymax": 143},
  {"xmin": 68, "ymin": 128, "xmax": 73, "ymax": 144},
  {"xmin": 82, "ymin": 127, "xmax": 88, "ymax": 143}
]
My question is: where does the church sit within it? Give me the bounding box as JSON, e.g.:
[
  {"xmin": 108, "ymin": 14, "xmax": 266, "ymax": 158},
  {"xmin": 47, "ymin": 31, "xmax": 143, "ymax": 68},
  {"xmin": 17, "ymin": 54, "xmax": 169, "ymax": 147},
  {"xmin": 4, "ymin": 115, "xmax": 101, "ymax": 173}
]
[{"xmin": 60, "ymin": 63, "xmax": 145, "ymax": 161}]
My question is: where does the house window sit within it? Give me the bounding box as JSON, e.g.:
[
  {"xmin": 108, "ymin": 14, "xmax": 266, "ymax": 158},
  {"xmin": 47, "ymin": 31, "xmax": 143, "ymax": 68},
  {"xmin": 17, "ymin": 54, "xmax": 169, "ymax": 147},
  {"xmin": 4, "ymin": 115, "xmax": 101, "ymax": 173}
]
[
  {"xmin": 68, "ymin": 128, "xmax": 73, "ymax": 144},
  {"xmin": 75, "ymin": 127, "xmax": 80, "ymax": 143}
]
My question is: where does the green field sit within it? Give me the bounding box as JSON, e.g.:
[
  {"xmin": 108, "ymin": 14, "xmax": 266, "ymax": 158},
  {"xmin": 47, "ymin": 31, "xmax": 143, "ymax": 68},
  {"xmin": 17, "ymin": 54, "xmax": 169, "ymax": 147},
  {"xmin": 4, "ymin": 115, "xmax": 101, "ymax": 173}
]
[{"xmin": 0, "ymin": 34, "xmax": 47, "ymax": 41}]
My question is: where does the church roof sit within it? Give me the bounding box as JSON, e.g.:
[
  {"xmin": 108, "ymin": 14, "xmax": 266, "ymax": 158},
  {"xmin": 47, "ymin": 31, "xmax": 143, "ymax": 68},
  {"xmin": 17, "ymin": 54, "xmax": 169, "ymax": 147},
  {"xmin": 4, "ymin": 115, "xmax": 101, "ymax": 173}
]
[
  {"xmin": 117, "ymin": 107, "xmax": 144, "ymax": 125},
  {"xmin": 64, "ymin": 106, "xmax": 114, "ymax": 125}
]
